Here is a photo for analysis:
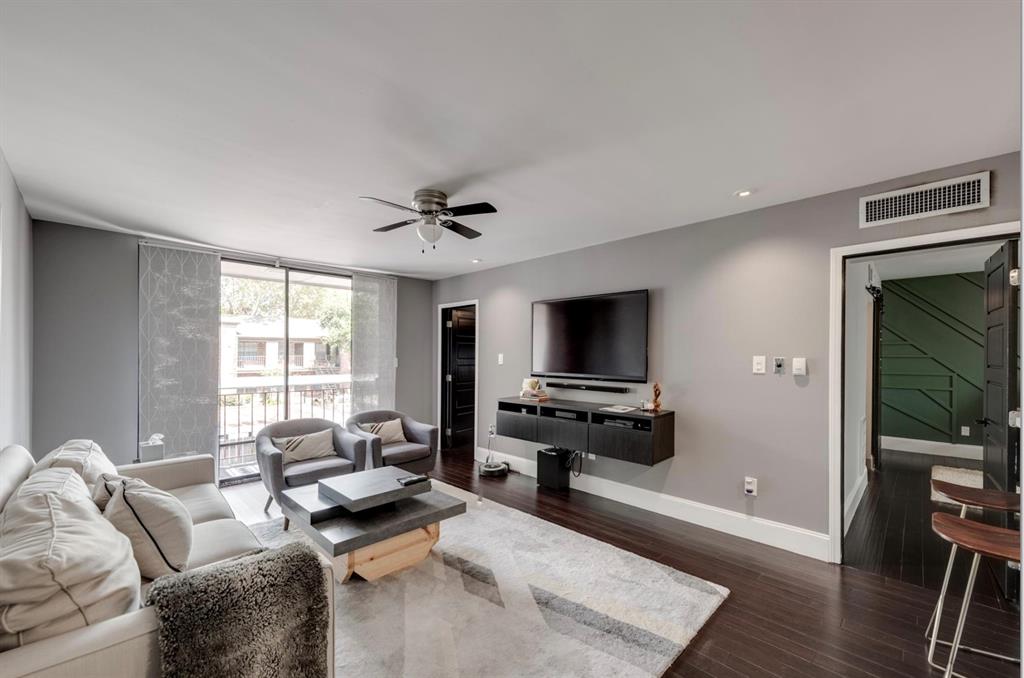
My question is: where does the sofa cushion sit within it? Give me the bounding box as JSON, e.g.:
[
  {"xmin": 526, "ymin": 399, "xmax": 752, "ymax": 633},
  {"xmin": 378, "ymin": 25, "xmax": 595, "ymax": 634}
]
[
  {"xmin": 31, "ymin": 439, "xmax": 117, "ymax": 488},
  {"xmin": 272, "ymin": 428, "xmax": 337, "ymax": 464},
  {"xmin": 0, "ymin": 445, "xmax": 35, "ymax": 513},
  {"xmin": 0, "ymin": 468, "xmax": 140, "ymax": 645},
  {"xmin": 381, "ymin": 442, "xmax": 431, "ymax": 465},
  {"xmin": 283, "ymin": 456, "xmax": 354, "ymax": 486},
  {"xmin": 103, "ymin": 477, "xmax": 192, "ymax": 579},
  {"xmin": 358, "ymin": 418, "xmax": 407, "ymax": 445},
  {"xmin": 188, "ymin": 519, "xmax": 262, "ymax": 569},
  {"xmin": 167, "ymin": 482, "xmax": 235, "ymax": 525}
]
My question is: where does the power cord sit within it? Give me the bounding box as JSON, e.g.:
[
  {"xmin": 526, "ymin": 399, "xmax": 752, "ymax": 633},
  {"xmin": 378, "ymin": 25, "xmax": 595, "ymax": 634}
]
[{"xmin": 567, "ymin": 450, "xmax": 583, "ymax": 478}]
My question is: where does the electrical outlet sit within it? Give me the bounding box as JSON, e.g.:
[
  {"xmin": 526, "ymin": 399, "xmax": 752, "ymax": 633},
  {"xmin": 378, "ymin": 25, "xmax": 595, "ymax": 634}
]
[
  {"xmin": 773, "ymin": 357, "xmax": 785, "ymax": 374},
  {"xmin": 498, "ymin": 353, "xmax": 504, "ymax": 365},
  {"xmin": 960, "ymin": 425, "xmax": 970, "ymax": 437},
  {"xmin": 744, "ymin": 477, "xmax": 758, "ymax": 497},
  {"xmin": 488, "ymin": 424, "xmax": 496, "ymax": 436},
  {"xmin": 752, "ymin": 355, "xmax": 766, "ymax": 374}
]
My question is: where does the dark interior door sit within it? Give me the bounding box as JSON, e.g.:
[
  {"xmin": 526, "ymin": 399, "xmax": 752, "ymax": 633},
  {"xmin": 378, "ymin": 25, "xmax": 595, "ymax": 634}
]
[
  {"xmin": 442, "ymin": 306, "xmax": 476, "ymax": 450},
  {"xmin": 981, "ymin": 239, "xmax": 1019, "ymax": 602}
]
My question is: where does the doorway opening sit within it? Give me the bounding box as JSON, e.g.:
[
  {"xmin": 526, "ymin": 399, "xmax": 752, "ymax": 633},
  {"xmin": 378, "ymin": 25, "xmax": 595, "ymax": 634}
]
[
  {"xmin": 841, "ymin": 237, "xmax": 1019, "ymax": 607},
  {"xmin": 439, "ymin": 302, "xmax": 477, "ymax": 455}
]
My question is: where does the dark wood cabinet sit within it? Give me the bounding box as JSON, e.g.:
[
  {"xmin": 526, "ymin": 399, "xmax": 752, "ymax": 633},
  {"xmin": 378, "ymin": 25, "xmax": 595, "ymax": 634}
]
[
  {"xmin": 495, "ymin": 397, "xmax": 674, "ymax": 466},
  {"xmin": 496, "ymin": 411, "xmax": 538, "ymax": 442}
]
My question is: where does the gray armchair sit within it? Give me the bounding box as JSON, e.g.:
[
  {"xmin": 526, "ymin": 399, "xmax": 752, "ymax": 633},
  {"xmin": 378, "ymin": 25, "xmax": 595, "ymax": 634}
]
[
  {"xmin": 346, "ymin": 410, "xmax": 438, "ymax": 475},
  {"xmin": 256, "ymin": 418, "xmax": 367, "ymax": 529}
]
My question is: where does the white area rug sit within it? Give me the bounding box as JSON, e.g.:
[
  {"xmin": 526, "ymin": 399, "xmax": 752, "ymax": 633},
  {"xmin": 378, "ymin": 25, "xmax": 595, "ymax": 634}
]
[
  {"xmin": 251, "ymin": 482, "xmax": 728, "ymax": 678},
  {"xmin": 930, "ymin": 465, "xmax": 983, "ymax": 504}
]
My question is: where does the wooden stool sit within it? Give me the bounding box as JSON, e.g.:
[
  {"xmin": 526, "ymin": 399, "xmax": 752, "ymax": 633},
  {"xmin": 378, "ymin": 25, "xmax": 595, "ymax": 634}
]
[
  {"xmin": 929, "ymin": 504, "xmax": 1020, "ymax": 678},
  {"xmin": 927, "ymin": 480, "xmax": 1019, "ymax": 675}
]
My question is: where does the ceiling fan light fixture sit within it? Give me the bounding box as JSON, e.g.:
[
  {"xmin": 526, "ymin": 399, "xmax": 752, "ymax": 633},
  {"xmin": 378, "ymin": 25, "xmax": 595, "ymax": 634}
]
[{"xmin": 416, "ymin": 216, "xmax": 443, "ymax": 244}]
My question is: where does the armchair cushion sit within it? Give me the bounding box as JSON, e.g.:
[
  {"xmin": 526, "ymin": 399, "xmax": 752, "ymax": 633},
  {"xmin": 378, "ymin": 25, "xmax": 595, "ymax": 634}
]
[
  {"xmin": 283, "ymin": 456, "xmax": 354, "ymax": 486},
  {"xmin": 381, "ymin": 442, "xmax": 431, "ymax": 466},
  {"xmin": 271, "ymin": 428, "xmax": 336, "ymax": 464}
]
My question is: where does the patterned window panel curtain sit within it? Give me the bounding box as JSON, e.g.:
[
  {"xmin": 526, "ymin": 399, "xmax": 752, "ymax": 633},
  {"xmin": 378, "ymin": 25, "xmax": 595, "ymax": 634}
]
[
  {"xmin": 139, "ymin": 245, "xmax": 220, "ymax": 460},
  {"xmin": 351, "ymin": 273, "xmax": 397, "ymax": 413}
]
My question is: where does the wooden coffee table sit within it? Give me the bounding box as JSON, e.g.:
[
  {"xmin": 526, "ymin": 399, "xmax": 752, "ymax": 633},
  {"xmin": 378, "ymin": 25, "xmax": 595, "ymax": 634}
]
[{"xmin": 279, "ymin": 466, "xmax": 466, "ymax": 583}]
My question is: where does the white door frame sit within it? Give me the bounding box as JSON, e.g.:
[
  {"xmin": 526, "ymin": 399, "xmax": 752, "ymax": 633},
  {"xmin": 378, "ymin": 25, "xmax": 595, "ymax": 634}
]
[
  {"xmin": 436, "ymin": 299, "xmax": 480, "ymax": 455},
  {"xmin": 827, "ymin": 220, "xmax": 1020, "ymax": 563}
]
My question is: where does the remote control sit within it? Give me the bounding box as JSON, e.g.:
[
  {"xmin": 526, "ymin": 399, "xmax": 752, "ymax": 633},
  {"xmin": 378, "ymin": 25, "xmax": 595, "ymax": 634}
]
[{"xmin": 397, "ymin": 475, "xmax": 429, "ymax": 487}]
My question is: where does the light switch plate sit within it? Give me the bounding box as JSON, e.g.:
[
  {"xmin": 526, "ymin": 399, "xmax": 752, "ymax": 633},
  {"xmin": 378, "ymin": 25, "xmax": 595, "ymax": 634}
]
[
  {"xmin": 752, "ymin": 355, "xmax": 766, "ymax": 374},
  {"xmin": 792, "ymin": 357, "xmax": 807, "ymax": 376},
  {"xmin": 498, "ymin": 353, "xmax": 504, "ymax": 365}
]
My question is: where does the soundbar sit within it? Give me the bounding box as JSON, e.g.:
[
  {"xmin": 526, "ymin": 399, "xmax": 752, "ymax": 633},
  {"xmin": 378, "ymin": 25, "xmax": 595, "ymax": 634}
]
[{"xmin": 545, "ymin": 381, "xmax": 631, "ymax": 394}]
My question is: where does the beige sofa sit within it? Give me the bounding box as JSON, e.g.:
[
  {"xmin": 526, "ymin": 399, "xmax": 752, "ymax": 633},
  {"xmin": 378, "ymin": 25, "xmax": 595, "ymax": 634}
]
[{"xmin": 0, "ymin": 445, "xmax": 335, "ymax": 678}]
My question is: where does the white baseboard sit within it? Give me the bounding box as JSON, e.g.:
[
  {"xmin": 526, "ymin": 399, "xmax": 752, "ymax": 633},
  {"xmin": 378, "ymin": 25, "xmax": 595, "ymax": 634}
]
[
  {"xmin": 880, "ymin": 436, "xmax": 983, "ymax": 460},
  {"xmin": 476, "ymin": 447, "xmax": 830, "ymax": 561},
  {"xmin": 843, "ymin": 471, "xmax": 869, "ymax": 536}
]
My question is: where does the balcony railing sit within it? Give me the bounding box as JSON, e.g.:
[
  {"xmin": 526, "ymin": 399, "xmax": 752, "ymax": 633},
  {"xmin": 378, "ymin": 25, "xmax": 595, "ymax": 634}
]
[{"xmin": 218, "ymin": 383, "xmax": 352, "ymax": 474}]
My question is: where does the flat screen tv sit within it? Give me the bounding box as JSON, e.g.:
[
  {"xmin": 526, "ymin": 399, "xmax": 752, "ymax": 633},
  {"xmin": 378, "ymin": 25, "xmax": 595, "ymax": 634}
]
[{"xmin": 531, "ymin": 289, "xmax": 648, "ymax": 383}]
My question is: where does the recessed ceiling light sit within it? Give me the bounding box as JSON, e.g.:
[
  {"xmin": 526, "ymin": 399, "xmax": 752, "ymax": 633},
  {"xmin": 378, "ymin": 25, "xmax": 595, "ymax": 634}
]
[
  {"xmin": 471, "ymin": 258, "xmax": 482, "ymax": 264},
  {"xmin": 733, "ymin": 189, "xmax": 754, "ymax": 198}
]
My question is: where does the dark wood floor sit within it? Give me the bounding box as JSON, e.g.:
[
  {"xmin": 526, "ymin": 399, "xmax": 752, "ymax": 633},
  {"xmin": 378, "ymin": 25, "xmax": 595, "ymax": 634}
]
[
  {"xmin": 430, "ymin": 448, "xmax": 1019, "ymax": 677},
  {"xmin": 843, "ymin": 449, "xmax": 1010, "ymax": 610}
]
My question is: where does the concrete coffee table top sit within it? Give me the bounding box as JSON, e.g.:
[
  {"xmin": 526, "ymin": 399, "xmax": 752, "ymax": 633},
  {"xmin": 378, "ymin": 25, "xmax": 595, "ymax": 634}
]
[
  {"xmin": 319, "ymin": 465, "xmax": 430, "ymax": 512},
  {"xmin": 280, "ymin": 474, "xmax": 466, "ymax": 558}
]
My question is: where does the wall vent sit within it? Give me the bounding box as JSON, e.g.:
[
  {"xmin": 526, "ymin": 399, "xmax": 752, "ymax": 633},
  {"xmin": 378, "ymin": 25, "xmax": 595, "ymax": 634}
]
[{"xmin": 859, "ymin": 171, "xmax": 989, "ymax": 228}]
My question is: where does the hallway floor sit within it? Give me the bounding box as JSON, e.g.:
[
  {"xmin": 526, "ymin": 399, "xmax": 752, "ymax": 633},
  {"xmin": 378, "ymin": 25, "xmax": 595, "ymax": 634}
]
[{"xmin": 843, "ymin": 449, "xmax": 1012, "ymax": 610}]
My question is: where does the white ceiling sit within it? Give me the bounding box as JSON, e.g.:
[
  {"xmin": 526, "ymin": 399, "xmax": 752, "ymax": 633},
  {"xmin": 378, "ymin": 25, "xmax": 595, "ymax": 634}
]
[{"xmin": 0, "ymin": 1, "xmax": 1019, "ymax": 280}]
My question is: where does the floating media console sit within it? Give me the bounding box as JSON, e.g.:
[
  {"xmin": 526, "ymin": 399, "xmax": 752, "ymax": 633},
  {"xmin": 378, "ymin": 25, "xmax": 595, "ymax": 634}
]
[{"xmin": 495, "ymin": 397, "xmax": 674, "ymax": 466}]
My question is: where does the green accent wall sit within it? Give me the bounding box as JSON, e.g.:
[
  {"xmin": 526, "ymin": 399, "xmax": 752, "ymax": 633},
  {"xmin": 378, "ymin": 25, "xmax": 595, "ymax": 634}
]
[{"xmin": 879, "ymin": 273, "xmax": 983, "ymax": 445}]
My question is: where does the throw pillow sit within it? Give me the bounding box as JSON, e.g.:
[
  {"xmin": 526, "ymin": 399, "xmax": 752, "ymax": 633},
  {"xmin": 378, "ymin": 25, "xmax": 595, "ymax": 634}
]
[
  {"xmin": 91, "ymin": 472, "xmax": 128, "ymax": 511},
  {"xmin": 272, "ymin": 428, "xmax": 337, "ymax": 464},
  {"xmin": 103, "ymin": 476, "xmax": 192, "ymax": 579},
  {"xmin": 358, "ymin": 418, "xmax": 407, "ymax": 445},
  {"xmin": 31, "ymin": 439, "xmax": 117, "ymax": 488},
  {"xmin": 0, "ymin": 468, "xmax": 140, "ymax": 646}
]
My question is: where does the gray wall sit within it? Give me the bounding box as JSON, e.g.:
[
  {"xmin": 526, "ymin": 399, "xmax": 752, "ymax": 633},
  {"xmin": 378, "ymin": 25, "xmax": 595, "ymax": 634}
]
[
  {"xmin": 32, "ymin": 221, "xmax": 435, "ymax": 463},
  {"xmin": 395, "ymin": 276, "xmax": 433, "ymax": 422},
  {"xmin": 33, "ymin": 222, "xmax": 139, "ymax": 463},
  {"xmin": 0, "ymin": 147, "xmax": 33, "ymax": 450},
  {"xmin": 433, "ymin": 152, "xmax": 1021, "ymax": 533}
]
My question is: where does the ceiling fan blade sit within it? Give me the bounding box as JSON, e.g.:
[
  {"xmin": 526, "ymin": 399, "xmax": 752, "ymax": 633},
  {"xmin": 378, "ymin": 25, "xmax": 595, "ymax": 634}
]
[
  {"xmin": 359, "ymin": 196, "xmax": 421, "ymax": 215},
  {"xmin": 374, "ymin": 218, "xmax": 419, "ymax": 233},
  {"xmin": 441, "ymin": 220, "xmax": 482, "ymax": 239},
  {"xmin": 442, "ymin": 202, "xmax": 497, "ymax": 218}
]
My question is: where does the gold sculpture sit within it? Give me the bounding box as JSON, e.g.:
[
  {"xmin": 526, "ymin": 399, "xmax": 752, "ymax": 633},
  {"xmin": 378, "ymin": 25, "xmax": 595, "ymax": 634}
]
[{"xmin": 652, "ymin": 382, "xmax": 662, "ymax": 412}]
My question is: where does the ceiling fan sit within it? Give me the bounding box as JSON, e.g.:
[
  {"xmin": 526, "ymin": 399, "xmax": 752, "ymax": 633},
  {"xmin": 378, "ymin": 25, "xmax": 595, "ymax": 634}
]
[{"xmin": 360, "ymin": 189, "xmax": 496, "ymax": 252}]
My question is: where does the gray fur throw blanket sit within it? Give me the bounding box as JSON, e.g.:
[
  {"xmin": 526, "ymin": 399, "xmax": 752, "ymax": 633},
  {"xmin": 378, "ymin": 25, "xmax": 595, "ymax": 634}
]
[{"xmin": 146, "ymin": 542, "xmax": 329, "ymax": 678}]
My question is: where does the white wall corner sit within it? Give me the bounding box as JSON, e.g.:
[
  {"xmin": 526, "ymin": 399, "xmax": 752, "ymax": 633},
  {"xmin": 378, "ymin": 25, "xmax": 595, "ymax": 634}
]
[
  {"xmin": 843, "ymin": 470, "xmax": 869, "ymax": 536},
  {"xmin": 477, "ymin": 447, "xmax": 831, "ymax": 561}
]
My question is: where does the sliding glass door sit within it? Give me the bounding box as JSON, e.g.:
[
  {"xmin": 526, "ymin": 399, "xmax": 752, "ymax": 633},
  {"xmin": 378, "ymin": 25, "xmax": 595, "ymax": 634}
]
[{"xmin": 218, "ymin": 262, "xmax": 353, "ymax": 482}]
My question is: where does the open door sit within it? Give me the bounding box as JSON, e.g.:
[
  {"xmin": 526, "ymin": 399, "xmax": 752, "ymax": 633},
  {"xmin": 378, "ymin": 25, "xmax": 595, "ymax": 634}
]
[
  {"xmin": 441, "ymin": 305, "xmax": 476, "ymax": 451},
  {"xmin": 981, "ymin": 239, "xmax": 1020, "ymax": 602},
  {"xmin": 866, "ymin": 285, "xmax": 883, "ymax": 472}
]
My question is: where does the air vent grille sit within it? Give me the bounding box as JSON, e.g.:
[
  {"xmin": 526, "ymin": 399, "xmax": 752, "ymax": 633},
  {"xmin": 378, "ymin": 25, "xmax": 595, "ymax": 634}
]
[{"xmin": 859, "ymin": 171, "xmax": 989, "ymax": 228}]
